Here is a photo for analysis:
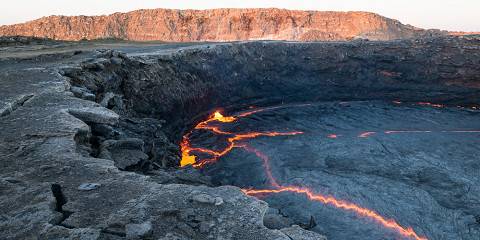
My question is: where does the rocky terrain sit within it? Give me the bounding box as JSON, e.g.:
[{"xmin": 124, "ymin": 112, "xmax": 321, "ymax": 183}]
[
  {"xmin": 0, "ymin": 36, "xmax": 479, "ymax": 239},
  {"xmin": 199, "ymin": 101, "xmax": 480, "ymax": 239},
  {"xmin": 449, "ymin": 32, "xmax": 480, "ymax": 36},
  {"xmin": 0, "ymin": 8, "xmax": 446, "ymax": 42}
]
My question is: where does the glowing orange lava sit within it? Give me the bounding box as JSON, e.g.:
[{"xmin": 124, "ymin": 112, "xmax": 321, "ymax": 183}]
[
  {"xmin": 190, "ymin": 130, "xmax": 303, "ymax": 168},
  {"xmin": 327, "ymin": 134, "xmax": 339, "ymax": 138},
  {"xmin": 242, "ymin": 187, "xmax": 427, "ymax": 240},
  {"xmin": 241, "ymin": 144, "xmax": 280, "ymax": 188},
  {"xmin": 239, "ymin": 144, "xmax": 429, "ymax": 240},
  {"xmin": 358, "ymin": 131, "xmax": 376, "ymax": 138},
  {"xmin": 391, "ymin": 101, "xmax": 480, "ymax": 110},
  {"xmin": 385, "ymin": 130, "xmax": 432, "ymax": 134},
  {"xmin": 180, "ymin": 106, "xmax": 437, "ymax": 240},
  {"xmin": 180, "ymin": 110, "xmax": 302, "ymax": 167},
  {"xmin": 352, "ymin": 130, "xmax": 480, "ymax": 139}
]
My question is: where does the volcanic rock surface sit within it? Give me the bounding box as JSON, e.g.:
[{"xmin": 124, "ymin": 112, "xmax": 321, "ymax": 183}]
[
  {"xmin": 0, "ymin": 8, "xmax": 446, "ymax": 42},
  {"xmin": 196, "ymin": 101, "xmax": 480, "ymax": 240},
  {"xmin": 0, "ymin": 36, "xmax": 479, "ymax": 240}
]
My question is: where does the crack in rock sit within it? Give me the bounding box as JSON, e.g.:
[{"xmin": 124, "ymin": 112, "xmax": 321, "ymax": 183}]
[{"xmin": 0, "ymin": 94, "xmax": 34, "ymax": 117}]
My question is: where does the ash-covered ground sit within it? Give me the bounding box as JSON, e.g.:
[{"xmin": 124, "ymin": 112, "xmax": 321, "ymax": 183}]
[{"xmin": 193, "ymin": 101, "xmax": 480, "ymax": 240}]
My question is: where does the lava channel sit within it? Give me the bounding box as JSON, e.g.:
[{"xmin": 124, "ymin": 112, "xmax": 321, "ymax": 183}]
[
  {"xmin": 180, "ymin": 106, "xmax": 428, "ymax": 240},
  {"xmin": 393, "ymin": 100, "xmax": 480, "ymax": 110},
  {"xmin": 180, "ymin": 110, "xmax": 302, "ymax": 168},
  {"xmin": 355, "ymin": 130, "xmax": 480, "ymax": 138}
]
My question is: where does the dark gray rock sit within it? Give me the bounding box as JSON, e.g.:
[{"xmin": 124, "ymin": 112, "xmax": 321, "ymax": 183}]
[
  {"xmin": 2, "ymin": 37, "xmax": 480, "ymax": 240},
  {"xmin": 78, "ymin": 183, "xmax": 101, "ymax": 191},
  {"xmin": 190, "ymin": 193, "xmax": 224, "ymax": 206},
  {"xmin": 264, "ymin": 212, "xmax": 294, "ymax": 230},
  {"xmin": 98, "ymin": 138, "xmax": 149, "ymax": 169},
  {"xmin": 68, "ymin": 107, "xmax": 119, "ymax": 125},
  {"xmin": 280, "ymin": 225, "xmax": 327, "ymax": 240},
  {"xmin": 100, "ymin": 92, "xmax": 115, "ymax": 108},
  {"xmin": 40, "ymin": 225, "xmax": 101, "ymax": 240},
  {"xmin": 125, "ymin": 221, "xmax": 152, "ymax": 240},
  {"xmin": 71, "ymin": 86, "xmax": 96, "ymax": 101},
  {"xmin": 110, "ymin": 57, "xmax": 123, "ymax": 65}
]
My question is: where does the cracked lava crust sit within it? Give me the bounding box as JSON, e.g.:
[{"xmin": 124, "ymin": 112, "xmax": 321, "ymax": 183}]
[
  {"xmin": 2, "ymin": 37, "xmax": 480, "ymax": 240},
  {"xmin": 180, "ymin": 102, "xmax": 480, "ymax": 240}
]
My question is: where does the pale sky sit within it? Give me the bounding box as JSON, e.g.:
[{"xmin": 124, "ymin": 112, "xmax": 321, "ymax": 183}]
[{"xmin": 1, "ymin": 0, "xmax": 479, "ymax": 31}]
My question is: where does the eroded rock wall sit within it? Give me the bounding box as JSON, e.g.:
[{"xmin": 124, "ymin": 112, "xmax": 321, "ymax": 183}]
[
  {"xmin": 61, "ymin": 37, "xmax": 480, "ymax": 167},
  {"xmin": 0, "ymin": 8, "xmax": 444, "ymax": 41},
  {"xmin": 69, "ymin": 38, "xmax": 480, "ymax": 126}
]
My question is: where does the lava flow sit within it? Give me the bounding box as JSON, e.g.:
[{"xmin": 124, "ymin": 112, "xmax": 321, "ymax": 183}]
[
  {"xmin": 356, "ymin": 130, "xmax": 480, "ymax": 138},
  {"xmin": 242, "ymin": 186, "xmax": 427, "ymax": 240},
  {"xmin": 393, "ymin": 100, "xmax": 480, "ymax": 110},
  {"xmin": 180, "ymin": 106, "xmax": 429, "ymax": 240},
  {"xmin": 180, "ymin": 110, "xmax": 302, "ymax": 167},
  {"xmin": 240, "ymin": 144, "xmax": 427, "ymax": 240}
]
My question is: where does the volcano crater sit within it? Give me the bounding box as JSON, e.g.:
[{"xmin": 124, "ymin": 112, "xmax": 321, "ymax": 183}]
[{"xmin": 65, "ymin": 38, "xmax": 480, "ymax": 240}]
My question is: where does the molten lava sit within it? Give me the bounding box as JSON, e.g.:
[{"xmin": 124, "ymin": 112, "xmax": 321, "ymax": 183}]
[
  {"xmin": 353, "ymin": 130, "xmax": 480, "ymax": 139},
  {"xmin": 327, "ymin": 134, "xmax": 339, "ymax": 138},
  {"xmin": 392, "ymin": 100, "xmax": 480, "ymax": 110},
  {"xmin": 241, "ymin": 144, "xmax": 280, "ymax": 188},
  {"xmin": 180, "ymin": 105, "xmax": 433, "ymax": 240},
  {"xmin": 180, "ymin": 110, "xmax": 302, "ymax": 167},
  {"xmin": 238, "ymin": 145, "xmax": 428, "ymax": 240},
  {"xmin": 242, "ymin": 187, "xmax": 427, "ymax": 240},
  {"xmin": 358, "ymin": 131, "xmax": 376, "ymax": 138}
]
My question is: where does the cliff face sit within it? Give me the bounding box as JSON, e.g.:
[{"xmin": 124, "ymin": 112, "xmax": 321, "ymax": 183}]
[
  {"xmin": 0, "ymin": 8, "xmax": 443, "ymax": 41},
  {"xmin": 450, "ymin": 32, "xmax": 480, "ymax": 36}
]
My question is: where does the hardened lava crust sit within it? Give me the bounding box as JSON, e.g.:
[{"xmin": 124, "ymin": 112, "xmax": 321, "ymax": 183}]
[{"xmin": 0, "ymin": 36, "xmax": 479, "ymax": 239}]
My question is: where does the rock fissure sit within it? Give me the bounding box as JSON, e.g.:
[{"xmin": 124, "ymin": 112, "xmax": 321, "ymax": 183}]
[
  {"xmin": 0, "ymin": 94, "xmax": 34, "ymax": 117},
  {"xmin": 50, "ymin": 184, "xmax": 74, "ymax": 227}
]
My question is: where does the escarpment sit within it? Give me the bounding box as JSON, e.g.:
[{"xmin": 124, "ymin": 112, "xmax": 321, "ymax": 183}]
[{"xmin": 0, "ymin": 8, "xmax": 445, "ymax": 42}]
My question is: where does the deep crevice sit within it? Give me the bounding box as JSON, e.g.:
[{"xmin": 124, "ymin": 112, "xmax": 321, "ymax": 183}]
[{"xmin": 50, "ymin": 184, "xmax": 74, "ymax": 226}]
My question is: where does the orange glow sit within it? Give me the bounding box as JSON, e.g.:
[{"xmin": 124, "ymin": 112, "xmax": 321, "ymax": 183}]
[
  {"xmin": 242, "ymin": 186, "xmax": 427, "ymax": 240},
  {"xmin": 236, "ymin": 103, "xmax": 312, "ymax": 118},
  {"xmin": 181, "ymin": 111, "xmax": 236, "ymax": 167},
  {"xmin": 355, "ymin": 130, "xmax": 480, "ymax": 139},
  {"xmin": 180, "ymin": 134, "xmax": 197, "ymax": 167},
  {"xmin": 385, "ymin": 130, "xmax": 432, "ymax": 134},
  {"xmin": 327, "ymin": 134, "xmax": 339, "ymax": 138},
  {"xmin": 194, "ymin": 111, "xmax": 236, "ymax": 131},
  {"xmin": 358, "ymin": 131, "xmax": 376, "ymax": 138},
  {"xmin": 212, "ymin": 111, "xmax": 237, "ymax": 122},
  {"xmin": 237, "ymin": 107, "xmax": 273, "ymax": 117},
  {"xmin": 391, "ymin": 100, "xmax": 480, "ymax": 111},
  {"xmin": 190, "ymin": 130, "xmax": 303, "ymax": 168},
  {"xmin": 180, "ymin": 109, "xmax": 303, "ymax": 167},
  {"xmin": 241, "ymin": 145, "xmax": 280, "ymax": 188},
  {"xmin": 180, "ymin": 106, "xmax": 432, "ymax": 240},
  {"xmin": 385, "ymin": 130, "xmax": 480, "ymax": 134},
  {"xmin": 239, "ymin": 139, "xmax": 428, "ymax": 239}
]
